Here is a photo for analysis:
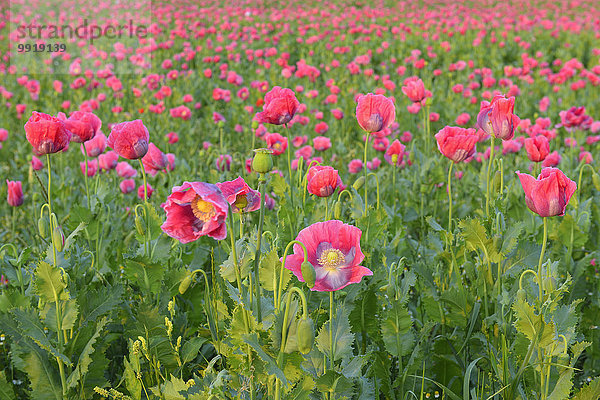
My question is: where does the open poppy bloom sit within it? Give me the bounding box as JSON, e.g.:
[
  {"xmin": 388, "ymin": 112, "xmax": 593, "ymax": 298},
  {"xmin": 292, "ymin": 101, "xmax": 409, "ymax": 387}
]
[
  {"xmin": 476, "ymin": 95, "xmax": 520, "ymax": 140},
  {"xmin": 161, "ymin": 182, "xmax": 229, "ymax": 243},
  {"xmin": 284, "ymin": 220, "xmax": 372, "ymax": 291},
  {"xmin": 306, "ymin": 165, "xmax": 341, "ymax": 197},
  {"xmin": 516, "ymin": 168, "xmax": 576, "ymax": 217},
  {"xmin": 24, "ymin": 111, "xmax": 72, "ymax": 155},
  {"xmin": 355, "ymin": 93, "xmax": 396, "ymax": 134},
  {"xmin": 435, "ymin": 126, "xmax": 479, "ymax": 162},
  {"xmin": 254, "ymin": 86, "xmax": 300, "ymax": 125},
  {"xmin": 216, "ymin": 177, "xmax": 261, "ymax": 213}
]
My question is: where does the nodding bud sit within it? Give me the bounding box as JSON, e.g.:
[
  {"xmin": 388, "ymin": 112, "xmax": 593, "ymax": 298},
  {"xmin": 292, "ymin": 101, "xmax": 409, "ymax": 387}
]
[
  {"xmin": 593, "ymin": 172, "xmax": 600, "ymax": 192},
  {"xmin": 252, "ymin": 148, "xmax": 274, "ymax": 174},
  {"xmin": 38, "ymin": 216, "xmax": 49, "ymax": 238},
  {"xmin": 333, "ymin": 201, "xmax": 342, "ymax": 219},
  {"xmin": 217, "ymin": 121, "xmax": 225, "ymax": 128},
  {"xmin": 179, "ymin": 274, "xmax": 192, "ymax": 295},
  {"xmin": 353, "ymin": 176, "xmax": 365, "ymax": 191},
  {"xmin": 297, "ymin": 316, "xmax": 315, "ymax": 354},
  {"xmin": 493, "ymin": 171, "xmax": 502, "ymax": 194},
  {"xmin": 135, "ymin": 215, "xmax": 145, "ymax": 236},
  {"xmin": 52, "ymin": 225, "xmax": 65, "ymax": 252},
  {"xmin": 300, "ymin": 260, "xmax": 316, "ymax": 289}
]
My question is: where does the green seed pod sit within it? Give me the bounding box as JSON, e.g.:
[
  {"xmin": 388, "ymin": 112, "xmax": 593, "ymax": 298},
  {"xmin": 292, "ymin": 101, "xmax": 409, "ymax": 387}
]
[
  {"xmin": 135, "ymin": 215, "xmax": 145, "ymax": 236},
  {"xmin": 592, "ymin": 172, "xmax": 600, "ymax": 192},
  {"xmin": 301, "ymin": 261, "xmax": 316, "ymax": 289},
  {"xmin": 52, "ymin": 225, "xmax": 65, "ymax": 252},
  {"xmin": 251, "ymin": 120, "xmax": 259, "ymax": 130},
  {"xmin": 179, "ymin": 274, "xmax": 193, "ymax": 295},
  {"xmin": 217, "ymin": 120, "xmax": 225, "ymax": 129},
  {"xmin": 353, "ymin": 176, "xmax": 365, "ymax": 190},
  {"xmin": 516, "ymin": 289, "xmax": 526, "ymax": 303},
  {"xmin": 252, "ymin": 148, "xmax": 274, "ymax": 174},
  {"xmin": 333, "ymin": 201, "xmax": 342, "ymax": 219},
  {"xmin": 38, "ymin": 216, "xmax": 49, "ymax": 238},
  {"xmin": 493, "ymin": 170, "xmax": 502, "ymax": 193},
  {"xmin": 297, "ymin": 316, "xmax": 315, "ymax": 354}
]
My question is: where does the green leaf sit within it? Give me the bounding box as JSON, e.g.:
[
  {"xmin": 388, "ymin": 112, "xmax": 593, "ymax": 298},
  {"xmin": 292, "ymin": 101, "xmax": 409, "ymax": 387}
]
[
  {"xmin": 0, "ymin": 290, "xmax": 30, "ymax": 312},
  {"xmin": 512, "ymin": 297, "xmax": 555, "ymax": 347},
  {"xmin": 571, "ymin": 376, "xmax": 600, "ymax": 400},
  {"xmin": 66, "ymin": 317, "xmax": 109, "ymax": 390},
  {"xmin": 459, "ymin": 219, "xmax": 502, "ymax": 263},
  {"xmin": 41, "ymin": 299, "xmax": 79, "ymax": 332},
  {"xmin": 79, "ymin": 285, "xmax": 123, "ymax": 329},
  {"xmin": 219, "ymin": 238, "xmax": 254, "ymax": 283},
  {"xmin": 426, "ymin": 216, "xmax": 444, "ymax": 232},
  {"xmin": 381, "ymin": 299, "xmax": 413, "ymax": 357},
  {"xmin": 181, "ymin": 336, "xmax": 208, "ymax": 364},
  {"xmin": 500, "ymin": 221, "xmax": 524, "ymax": 255},
  {"xmin": 64, "ymin": 222, "xmax": 87, "ymax": 251},
  {"xmin": 547, "ymin": 367, "xmax": 573, "ymax": 400},
  {"xmin": 123, "ymin": 356, "xmax": 142, "ymax": 400},
  {"xmin": 463, "ymin": 357, "xmax": 482, "ymax": 400},
  {"xmin": 316, "ymin": 305, "xmax": 355, "ymax": 362},
  {"xmin": 271, "ymin": 173, "xmax": 289, "ymax": 198},
  {"xmin": 270, "ymin": 299, "xmax": 299, "ymax": 353},
  {"xmin": 242, "ymin": 332, "xmax": 287, "ymax": 385},
  {"xmin": 153, "ymin": 375, "xmax": 189, "ymax": 400},
  {"xmin": 315, "ymin": 370, "xmax": 353, "ymax": 395},
  {"xmin": 34, "ymin": 261, "xmax": 69, "ymax": 303},
  {"xmin": 10, "ymin": 308, "xmax": 71, "ymax": 366},
  {"xmin": 0, "ymin": 371, "xmax": 16, "ymax": 399},
  {"xmin": 349, "ymin": 287, "xmax": 379, "ymax": 344},
  {"xmin": 123, "ymin": 254, "xmax": 165, "ymax": 293},
  {"xmin": 259, "ymin": 247, "xmax": 290, "ymax": 292}
]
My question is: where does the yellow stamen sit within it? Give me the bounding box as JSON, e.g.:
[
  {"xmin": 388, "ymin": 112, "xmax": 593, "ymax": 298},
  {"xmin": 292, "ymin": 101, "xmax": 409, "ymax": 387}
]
[
  {"xmin": 318, "ymin": 248, "xmax": 345, "ymax": 271},
  {"xmin": 191, "ymin": 196, "xmax": 215, "ymax": 221}
]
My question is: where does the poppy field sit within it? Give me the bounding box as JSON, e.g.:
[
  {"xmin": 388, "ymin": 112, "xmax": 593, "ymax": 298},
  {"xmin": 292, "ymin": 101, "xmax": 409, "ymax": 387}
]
[{"xmin": 2, "ymin": 0, "xmax": 600, "ymax": 399}]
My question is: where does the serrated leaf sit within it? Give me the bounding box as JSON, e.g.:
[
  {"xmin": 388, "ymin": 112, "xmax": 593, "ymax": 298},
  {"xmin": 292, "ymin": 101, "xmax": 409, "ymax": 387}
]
[
  {"xmin": 572, "ymin": 376, "xmax": 600, "ymax": 400},
  {"xmin": 242, "ymin": 332, "xmax": 287, "ymax": 386},
  {"xmin": 426, "ymin": 216, "xmax": 443, "ymax": 232},
  {"xmin": 270, "ymin": 299, "xmax": 299, "ymax": 353},
  {"xmin": 548, "ymin": 367, "xmax": 573, "ymax": 400},
  {"xmin": 501, "ymin": 221, "xmax": 524, "ymax": 255},
  {"xmin": 79, "ymin": 285, "xmax": 123, "ymax": 328},
  {"xmin": 152, "ymin": 375, "xmax": 189, "ymax": 400},
  {"xmin": 381, "ymin": 299, "xmax": 413, "ymax": 357},
  {"xmin": 123, "ymin": 254, "xmax": 165, "ymax": 293},
  {"xmin": 0, "ymin": 371, "xmax": 16, "ymax": 399},
  {"xmin": 10, "ymin": 308, "xmax": 71, "ymax": 366},
  {"xmin": 459, "ymin": 219, "xmax": 502, "ymax": 263},
  {"xmin": 349, "ymin": 287, "xmax": 378, "ymax": 345},
  {"xmin": 219, "ymin": 238, "xmax": 253, "ymax": 283},
  {"xmin": 64, "ymin": 222, "xmax": 87, "ymax": 251},
  {"xmin": 316, "ymin": 305, "xmax": 354, "ymax": 362},
  {"xmin": 512, "ymin": 297, "xmax": 555, "ymax": 347},
  {"xmin": 41, "ymin": 299, "xmax": 79, "ymax": 332},
  {"xmin": 35, "ymin": 261, "xmax": 69, "ymax": 303},
  {"xmin": 123, "ymin": 356, "xmax": 142, "ymax": 400},
  {"xmin": 315, "ymin": 370, "xmax": 353, "ymax": 396},
  {"xmin": 66, "ymin": 317, "xmax": 109, "ymax": 390},
  {"xmin": 259, "ymin": 247, "xmax": 290, "ymax": 292}
]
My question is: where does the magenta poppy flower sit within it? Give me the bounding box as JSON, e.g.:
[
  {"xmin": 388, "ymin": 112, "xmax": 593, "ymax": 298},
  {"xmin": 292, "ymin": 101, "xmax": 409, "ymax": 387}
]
[
  {"xmin": 65, "ymin": 111, "xmax": 101, "ymax": 143},
  {"xmin": 83, "ymin": 132, "xmax": 107, "ymax": 157},
  {"xmin": 98, "ymin": 151, "xmax": 119, "ymax": 170},
  {"xmin": 138, "ymin": 184, "xmax": 153, "ymax": 200},
  {"xmin": 313, "ymin": 136, "xmax": 331, "ymax": 151},
  {"xmin": 266, "ymin": 132, "xmax": 288, "ymax": 155},
  {"xmin": 401, "ymin": 76, "xmax": 426, "ymax": 103},
  {"xmin": 348, "ymin": 159, "xmax": 363, "ymax": 174},
  {"xmin": 542, "ymin": 151, "xmax": 561, "ymax": 168},
  {"xmin": 384, "ymin": 140, "xmax": 406, "ymax": 166},
  {"xmin": 559, "ymin": 106, "xmax": 592, "ymax": 130},
  {"xmin": 435, "ymin": 126, "xmax": 478, "ymax": 162},
  {"xmin": 284, "ymin": 220, "xmax": 372, "ymax": 292},
  {"xmin": 254, "ymin": 86, "xmax": 300, "ymax": 125},
  {"xmin": 355, "ymin": 93, "xmax": 395, "ymax": 133},
  {"xmin": 524, "ymin": 135, "xmax": 549, "ymax": 162},
  {"xmin": 116, "ymin": 162, "xmax": 137, "ymax": 178},
  {"xmin": 107, "ymin": 119, "xmax": 149, "ymax": 160},
  {"xmin": 24, "ymin": 112, "xmax": 72, "ymax": 156},
  {"xmin": 31, "ymin": 156, "xmax": 43, "ymax": 170},
  {"xmin": 516, "ymin": 168, "xmax": 576, "ymax": 217},
  {"xmin": 216, "ymin": 177, "xmax": 261, "ymax": 213},
  {"xmin": 142, "ymin": 143, "xmax": 168, "ymax": 176},
  {"xmin": 120, "ymin": 179, "xmax": 136, "ymax": 194},
  {"xmin": 306, "ymin": 165, "xmax": 341, "ymax": 198},
  {"xmin": 6, "ymin": 180, "xmax": 23, "ymax": 207},
  {"xmin": 161, "ymin": 182, "xmax": 229, "ymax": 243},
  {"xmin": 476, "ymin": 95, "xmax": 521, "ymax": 140}
]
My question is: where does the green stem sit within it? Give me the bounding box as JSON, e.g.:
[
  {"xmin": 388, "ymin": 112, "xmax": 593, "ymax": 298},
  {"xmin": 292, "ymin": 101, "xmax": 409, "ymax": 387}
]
[
  {"xmin": 363, "ymin": 133, "xmax": 371, "ymax": 213},
  {"xmin": 83, "ymin": 150, "xmax": 91, "ymax": 209},
  {"xmin": 367, "ymin": 172, "xmax": 380, "ymax": 209},
  {"xmin": 252, "ymin": 174, "xmax": 268, "ymax": 322},
  {"xmin": 138, "ymin": 159, "xmax": 150, "ymax": 257},
  {"xmin": 485, "ymin": 135, "xmax": 495, "ymax": 218},
  {"xmin": 537, "ymin": 217, "xmax": 548, "ymax": 304},
  {"xmin": 447, "ymin": 160, "xmax": 454, "ymax": 233},
  {"xmin": 284, "ymin": 124, "xmax": 295, "ymax": 210},
  {"xmin": 329, "ymin": 291, "xmax": 335, "ymax": 386},
  {"xmin": 277, "ymin": 240, "xmax": 308, "ymax": 309}
]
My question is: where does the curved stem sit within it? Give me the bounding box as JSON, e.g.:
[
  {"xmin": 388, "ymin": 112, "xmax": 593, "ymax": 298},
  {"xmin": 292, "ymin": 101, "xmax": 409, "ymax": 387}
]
[
  {"xmin": 519, "ymin": 269, "xmax": 538, "ymax": 291},
  {"xmin": 303, "ymin": 159, "xmax": 320, "ymax": 207},
  {"xmin": 485, "ymin": 135, "xmax": 495, "ymax": 218},
  {"xmin": 277, "ymin": 240, "xmax": 308, "ymax": 309},
  {"xmin": 537, "ymin": 217, "xmax": 548, "ymax": 304},
  {"xmin": 336, "ymin": 189, "xmax": 353, "ymax": 203},
  {"xmin": 363, "ymin": 133, "xmax": 370, "ymax": 213}
]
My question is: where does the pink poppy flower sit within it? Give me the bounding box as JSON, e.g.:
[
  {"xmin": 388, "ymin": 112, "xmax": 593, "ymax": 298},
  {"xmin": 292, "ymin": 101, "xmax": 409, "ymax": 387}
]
[
  {"xmin": 516, "ymin": 168, "xmax": 576, "ymax": 217},
  {"xmin": 524, "ymin": 135, "xmax": 549, "ymax": 162},
  {"xmin": 142, "ymin": 143, "xmax": 168, "ymax": 176},
  {"xmin": 476, "ymin": 95, "xmax": 520, "ymax": 140},
  {"xmin": 384, "ymin": 140, "xmax": 406, "ymax": 166},
  {"xmin": 266, "ymin": 133, "xmax": 288, "ymax": 155},
  {"xmin": 24, "ymin": 112, "xmax": 72, "ymax": 156},
  {"xmin": 355, "ymin": 93, "xmax": 395, "ymax": 133},
  {"xmin": 216, "ymin": 154, "xmax": 232, "ymax": 172},
  {"xmin": 116, "ymin": 162, "xmax": 137, "ymax": 178},
  {"xmin": 401, "ymin": 76, "xmax": 426, "ymax": 103},
  {"xmin": 31, "ymin": 156, "xmax": 44, "ymax": 170},
  {"xmin": 542, "ymin": 151, "xmax": 561, "ymax": 168},
  {"xmin": 254, "ymin": 86, "xmax": 299, "ymax": 125},
  {"xmin": 120, "ymin": 179, "xmax": 136, "ymax": 194},
  {"xmin": 313, "ymin": 136, "xmax": 331, "ymax": 151},
  {"xmin": 98, "ymin": 151, "xmax": 119, "ymax": 170},
  {"xmin": 284, "ymin": 220, "xmax": 372, "ymax": 292},
  {"xmin": 6, "ymin": 180, "xmax": 23, "ymax": 207},
  {"xmin": 306, "ymin": 165, "xmax": 341, "ymax": 197},
  {"xmin": 161, "ymin": 182, "xmax": 229, "ymax": 243},
  {"xmin": 435, "ymin": 126, "xmax": 478, "ymax": 163},
  {"xmin": 107, "ymin": 119, "xmax": 149, "ymax": 160},
  {"xmin": 83, "ymin": 132, "xmax": 107, "ymax": 157},
  {"xmin": 80, "ymin": 160, "xmax": 98, "ymax": 177},
  {"xmin": 348, "ymin": 159, "xmax": 363, "ymax": 174},
  {"xmin": 138, "ymin": 184, "xmax": 153, "ymax": 200},
  {"xmin": 216, "ymin": 177, "xmax": 261, "ymax": 213},
  {"xmin": 64, "ymin": 111, "xmax": 101, "ymax": 143}
]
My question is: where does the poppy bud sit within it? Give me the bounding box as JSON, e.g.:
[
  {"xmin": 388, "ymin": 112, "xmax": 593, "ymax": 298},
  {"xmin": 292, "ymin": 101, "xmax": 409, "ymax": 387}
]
[
  {"xmin": 135, "ymin": 215, "xmax": 145, "ymax": 236},
  {"xmin": 52, "ymin": 225, "xmax": 65, "ymax": 252},
  {"xmin": 297, "ymin": 316, "xmax": 315, "ymax": 354},
  {"xmin": 333, "ymin": 201, "xmax": 342, "ymax": 219},
  {"xmin": 493, "ymin": 171, "xmax": 502, "ymax": 194},
  {"xmin": 179, "ymin": 274, "xmax": 192, "ymax": 295},
  {"xmin": 252, "ymin": 148, "xmax": 273, "ymax": 174},
  {"xmin": 300, "ymin": 260, "xmax": 316, "ymax": 289},
  {"xmin": 353, "ymin": 176, "xmax": 365, "ymax": 190},
  {"xmin": 217, "ymin": 121, "xmax": 225, "ymax": 129},
  {"xmin": 593, "ymin": 172, "xmax": 600, "ymax": 192},
  {"xmin": 516, "ymin": 289, "xmax": 526, "ymax": 303},
  {"xmin": 251, "ymin": 120, "xmax": 259, "ymax": 130},
  {"xmin": 38, "ymin": 216, "xmax": 49, "ymax": 238}
]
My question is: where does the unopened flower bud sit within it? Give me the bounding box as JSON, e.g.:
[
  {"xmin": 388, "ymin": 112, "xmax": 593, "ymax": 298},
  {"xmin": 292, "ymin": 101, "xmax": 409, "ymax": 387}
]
[
  {"xmin": 252, "ymin": 148, "xmax": 273, "ymax": 174},
  {"xmin": 52, "ymin": 225, "xmax": 65, "ymax": 252},
  {"xmin": 38, "ymin": 216, "xmax": 49, "ymax": 238},
  {"xmin": 333, "ymin": 201, "xmax": 342, "ymax": 219},
  {"xmin": 301, "ymin": 260, "xmax": 316, "ymax": 289},
  {"xmin": 353, "ymin": 176, "xmax": 365, "ymax": 191},
  {"xmin": 297, "ymin": 316, "xmax": 315, "ymax": 354}
]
